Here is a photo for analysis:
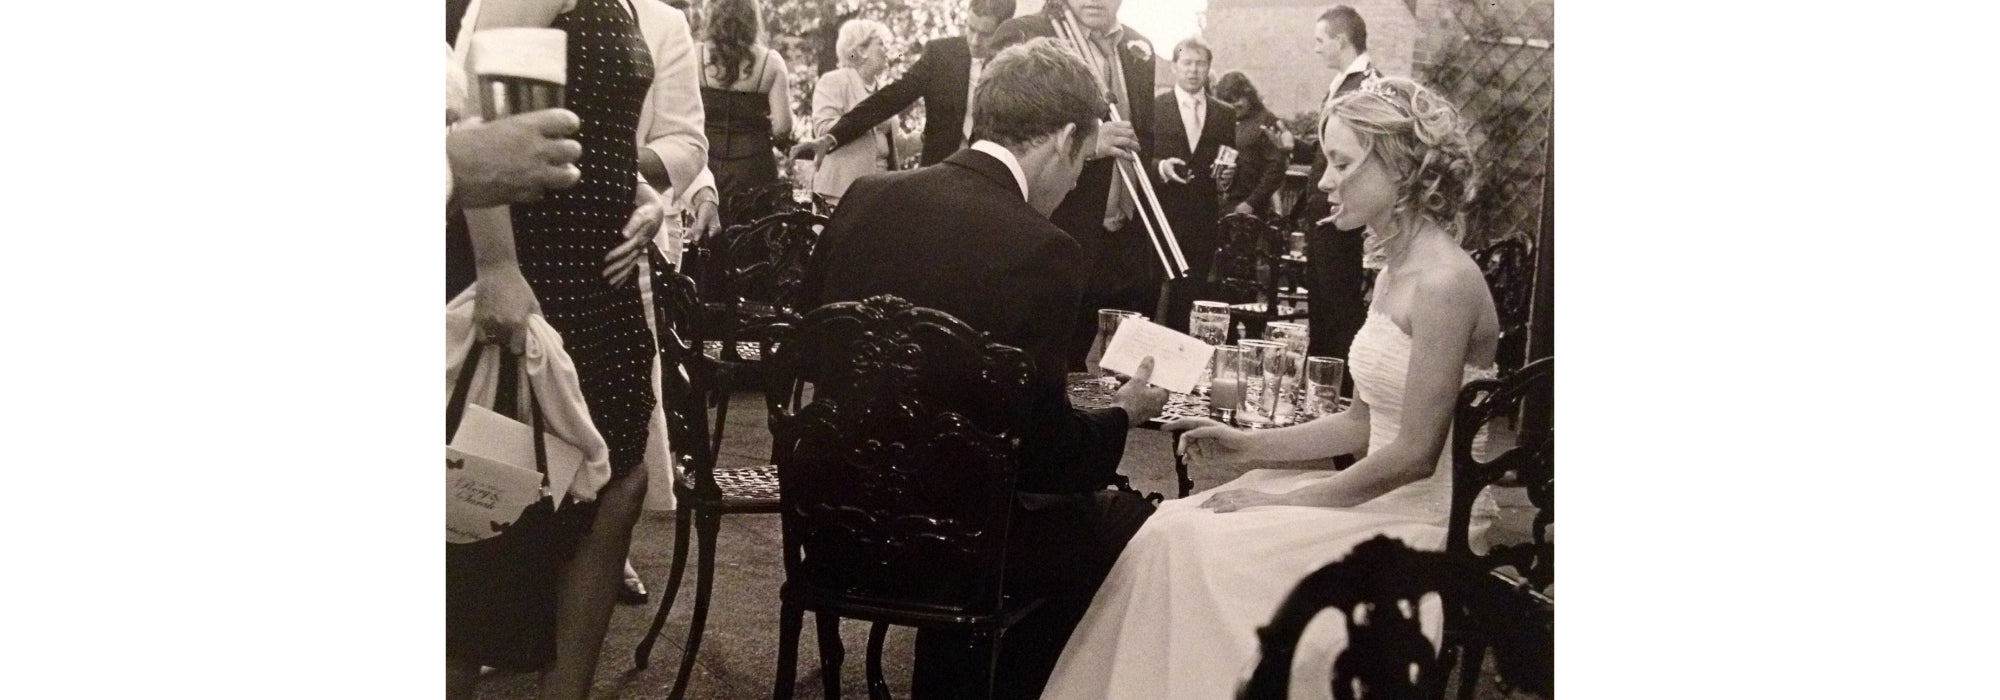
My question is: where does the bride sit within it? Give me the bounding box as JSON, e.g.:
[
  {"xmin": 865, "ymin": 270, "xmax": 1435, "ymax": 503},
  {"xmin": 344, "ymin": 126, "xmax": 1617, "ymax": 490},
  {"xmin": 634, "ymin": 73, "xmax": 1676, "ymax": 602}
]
[{"xmin": 1041, "ymin": 76, "xmax": 1501, "ymax": 699}]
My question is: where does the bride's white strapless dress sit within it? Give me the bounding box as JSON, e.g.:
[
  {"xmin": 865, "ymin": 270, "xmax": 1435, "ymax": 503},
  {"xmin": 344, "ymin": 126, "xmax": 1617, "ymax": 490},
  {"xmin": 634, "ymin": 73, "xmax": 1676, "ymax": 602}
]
[{"xmin": 1040, "ymin": 311, "xmax": 1499, "ymax": 699}]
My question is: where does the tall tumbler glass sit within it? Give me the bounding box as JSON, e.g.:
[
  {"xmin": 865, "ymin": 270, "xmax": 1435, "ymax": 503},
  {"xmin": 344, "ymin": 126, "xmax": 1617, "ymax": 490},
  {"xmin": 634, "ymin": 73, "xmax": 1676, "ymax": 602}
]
[
  {"xmin": 1084, "ymin": 309, "xmax": 1144, "ymax": 383},
  {"xmin": 1189, "ymin": 301, "xmax": 1231, "ymax": 393},
  {"xmin": 1207, "ymin": 344, "xmax": 1248, "ymax": 425},
  {"xmin": 1299, "ymin": 356, "xmax": 1347, "ymax": 421},
  {"xmin": 1264, "ymin": 322, "xmax": 1309, "ymax": 423},
  {"xmin": 1237, "ymin": 339, "xmax": 1285, "ymax": 427},
  {"xmin": 468, "ymin": 28, "xmax": 567, "ymax": 120}
]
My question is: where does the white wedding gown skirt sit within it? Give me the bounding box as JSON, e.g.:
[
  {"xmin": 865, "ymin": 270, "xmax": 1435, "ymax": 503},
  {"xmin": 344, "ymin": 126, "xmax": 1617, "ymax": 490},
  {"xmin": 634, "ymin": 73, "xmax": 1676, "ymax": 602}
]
[{"xmin": 1041, "ymin": 312, "xmax": 1499, "ymax": 700}]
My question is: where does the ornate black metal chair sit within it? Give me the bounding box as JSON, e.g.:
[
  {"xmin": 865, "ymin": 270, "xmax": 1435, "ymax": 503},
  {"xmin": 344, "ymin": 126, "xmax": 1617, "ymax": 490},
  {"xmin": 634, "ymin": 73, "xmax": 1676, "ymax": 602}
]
[
  {"xmin": 1437, "ymin": 356, "xmax": 1553, "ymax": 699},
  {"xmin": 1472, "ymin": 238, "xmax": 1535, "ymax": 375},
  {"xmin": 1211, "ymin": 212, "xmax": 1309, "ymax": 343},
  {"xmin": 630, "ymin": 263, "xmax": 792, "ymax": 700},
  {"xmin": 1238, "ymin": 535, "xmax": 1459, "ymax": 700},
  {"xmin": 764, "ymin": 295, "xmax": 1044, "ymax": 700},
  {"xmin": 682, "ymin": 209, "xmax": 829, "ymax": 462},
  {"xmin": 721, "ymin": 181, "xmax": 836, "ymax": 229}
]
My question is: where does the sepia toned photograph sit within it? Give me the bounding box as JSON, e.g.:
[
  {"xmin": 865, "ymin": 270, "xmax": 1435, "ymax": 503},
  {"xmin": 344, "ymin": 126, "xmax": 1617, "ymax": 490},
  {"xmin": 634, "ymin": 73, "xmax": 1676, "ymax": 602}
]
[{"xmin": 444, "ymin": 0, "xmax": 1553, "ymax": 697}]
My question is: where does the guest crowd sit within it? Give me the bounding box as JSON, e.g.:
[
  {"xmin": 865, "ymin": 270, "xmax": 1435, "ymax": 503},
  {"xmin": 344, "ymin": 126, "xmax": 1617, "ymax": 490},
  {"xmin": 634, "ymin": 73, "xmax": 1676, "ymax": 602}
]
[{"xmin": 445, "ymin": 0, "xmax": 1508, "ymax": 697}]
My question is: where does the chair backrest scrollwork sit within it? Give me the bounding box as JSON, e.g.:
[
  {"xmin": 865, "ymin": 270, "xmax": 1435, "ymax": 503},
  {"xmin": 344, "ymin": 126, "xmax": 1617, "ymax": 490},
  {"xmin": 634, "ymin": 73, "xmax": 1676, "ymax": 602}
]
[
  {"xmin": 1445, "ymin": 355, "xmax": 1553, "ymax": 696},
  {"xmin": 1238, "ymin": 535, "xmax": 1457, "ymax": 700},
  {"xmin": 1471, "ymin": 237, "xmax": 1535, "ymax": 373},
  {"xmin": 1212, "ymin": 212, "xmax": 1286, "ymax": 305},
  {"xmin": 764, "ymin": 295, "xmax": 1037, "ymax": 615}
]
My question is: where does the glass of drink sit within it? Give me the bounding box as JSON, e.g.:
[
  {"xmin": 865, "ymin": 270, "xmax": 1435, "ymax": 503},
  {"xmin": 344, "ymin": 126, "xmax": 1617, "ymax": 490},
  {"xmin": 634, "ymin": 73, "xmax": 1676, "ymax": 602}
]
[
  {"xmin": 1207, "ymin": 344, "xmax": 1247, "ymax": 425},
  {"xmin": 1300, "ymin": 356, "xmax": 1346, "ymax": 421},
  {"xmin": 468, "ymin": 28, "xmax": 567, "ymax": 120},
  {"xmin": 1084, "ymin": 309, "xmax": 1144, "ymax": 383},
  {"xmin": 1236, "ymin": 339, "xmax": 1285, "ymax": 427},
  {"xmin": 1263, "ymin": 322, "xmax": 1309, "ymax": 423},
  {"xmin": 1189, "ymin": 301, "xmax": 1231, "ymax": 392}
]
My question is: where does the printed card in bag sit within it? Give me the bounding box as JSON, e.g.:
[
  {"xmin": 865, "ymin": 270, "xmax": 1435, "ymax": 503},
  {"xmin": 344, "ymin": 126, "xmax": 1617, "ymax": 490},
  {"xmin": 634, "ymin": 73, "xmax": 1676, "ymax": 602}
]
[
  {"xmin": 450, "ymin": 403, "xmax": 586, "ymax": 509},
  {"xmin": 446, "ymin": 448, "xmax": 544, "ymax": 544}
]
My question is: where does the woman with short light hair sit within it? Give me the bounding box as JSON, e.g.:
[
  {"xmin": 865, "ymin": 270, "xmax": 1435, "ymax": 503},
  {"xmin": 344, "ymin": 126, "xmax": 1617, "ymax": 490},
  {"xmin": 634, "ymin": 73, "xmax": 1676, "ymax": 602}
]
[{"xmin": 808, "ymin": 18, "xmax": 901, "ymax": 203}]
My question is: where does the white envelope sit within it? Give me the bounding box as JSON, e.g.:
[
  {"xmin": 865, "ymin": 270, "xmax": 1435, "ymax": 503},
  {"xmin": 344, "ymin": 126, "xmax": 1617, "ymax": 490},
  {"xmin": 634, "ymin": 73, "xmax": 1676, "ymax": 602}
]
[
  {"xmin": 450, "ymin": 403, "xmax": 585, "ymax": 510},
  {"xmin": 1099, "ymin": 319, "xmax": 1216, "ymax": 394}
]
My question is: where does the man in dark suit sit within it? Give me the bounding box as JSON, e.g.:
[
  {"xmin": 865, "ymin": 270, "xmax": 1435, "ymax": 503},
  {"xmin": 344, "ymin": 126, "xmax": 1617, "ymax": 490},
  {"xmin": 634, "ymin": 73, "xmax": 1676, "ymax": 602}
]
[
  {"xmin": 988, "ymin": 0, "xmax": 1158, "ymax": 369},
  {"xmin": 798, "ymin": 38, "xmax": 1168, "ymax": 700},
  {"xmin": 789, "ymin": 0, "xmax": 1015, "ymax": 167},
  {"xmin": 1294, "ymin": 5, "xmax": 1380, "ymax": 360},
  {"xmin": 1151, "ymin": 36, "xmax": 1237, "ymax": 332}
]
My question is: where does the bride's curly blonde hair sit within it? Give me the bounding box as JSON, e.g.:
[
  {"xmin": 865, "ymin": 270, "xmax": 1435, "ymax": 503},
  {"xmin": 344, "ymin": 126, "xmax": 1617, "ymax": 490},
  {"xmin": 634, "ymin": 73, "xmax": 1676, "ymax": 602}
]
[{"xmin": 1325, "ymin": 77, "xmax": 1480, "ymax": 234}]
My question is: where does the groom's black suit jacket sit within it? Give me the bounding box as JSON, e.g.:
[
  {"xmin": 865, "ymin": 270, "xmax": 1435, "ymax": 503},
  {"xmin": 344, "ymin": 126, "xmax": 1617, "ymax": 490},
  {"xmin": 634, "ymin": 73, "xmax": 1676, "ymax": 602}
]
[
  {"xmin": 798, "ymin": 148, "xmax": 1132, "ymax": 494},
  {"xmin": 798, "ymin": 147, "xmax": 1156, "ymax": 700},
  {"xmin": 824, "ymin": 36, "xmax": 976, "ymax": 167}
]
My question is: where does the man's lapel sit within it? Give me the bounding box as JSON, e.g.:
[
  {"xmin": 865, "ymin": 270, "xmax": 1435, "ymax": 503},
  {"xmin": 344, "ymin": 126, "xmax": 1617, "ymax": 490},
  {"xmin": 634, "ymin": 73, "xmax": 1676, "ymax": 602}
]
[{"xmin": 1159, "ymin": 93, "xmax": 1189, "ymax": 158}]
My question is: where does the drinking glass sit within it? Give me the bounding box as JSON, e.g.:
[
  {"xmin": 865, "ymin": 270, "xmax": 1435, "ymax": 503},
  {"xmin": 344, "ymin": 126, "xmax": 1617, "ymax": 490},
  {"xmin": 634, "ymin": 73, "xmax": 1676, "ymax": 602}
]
[
  {"xmin": 1207, "ymin": 344, "xmax": 1248, "ymax": 425},
  {"xmin": 1263, "ymin": 322, "xmax": 1309, "ymax": 423},
  {"xmin": 1084, "ymin": 309, "xmax": 1144, "ymax": 382},
  {"xmin": 468, "ymin": 29, "xmax": 567, "ymax": 120},
  {"xmin": 1299, "ymin": 356, "xmax": 1347, "ymax": 421},
  {"xmin": 1236, "ymin": 339, "xmax": 1285, "ymax": 427},
  {"xmin": 1189, "ymin": 301, "xmax": 1231, "ymax": 392}
]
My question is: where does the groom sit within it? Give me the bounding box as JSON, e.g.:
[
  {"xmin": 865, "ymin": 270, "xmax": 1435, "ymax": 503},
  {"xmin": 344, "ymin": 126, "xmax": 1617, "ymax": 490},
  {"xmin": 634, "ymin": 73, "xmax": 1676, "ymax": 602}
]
[{"xmin": 797, "ymin": 38, "xmax": 1168, "ymax": 699}]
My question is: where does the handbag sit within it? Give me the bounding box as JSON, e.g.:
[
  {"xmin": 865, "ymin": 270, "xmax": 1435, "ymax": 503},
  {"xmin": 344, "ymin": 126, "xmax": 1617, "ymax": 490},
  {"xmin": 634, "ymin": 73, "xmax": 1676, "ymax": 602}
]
[{"xmin": 445, "ymin": 344, "xmax": 593, "ymax": 671}]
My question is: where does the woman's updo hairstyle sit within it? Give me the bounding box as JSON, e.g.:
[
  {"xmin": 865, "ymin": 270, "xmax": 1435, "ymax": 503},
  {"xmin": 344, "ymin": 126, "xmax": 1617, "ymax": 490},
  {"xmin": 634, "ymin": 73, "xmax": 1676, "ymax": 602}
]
[{"xmin": 1325, "ymin": 76, "xmax": 1480, "ymax": 233}]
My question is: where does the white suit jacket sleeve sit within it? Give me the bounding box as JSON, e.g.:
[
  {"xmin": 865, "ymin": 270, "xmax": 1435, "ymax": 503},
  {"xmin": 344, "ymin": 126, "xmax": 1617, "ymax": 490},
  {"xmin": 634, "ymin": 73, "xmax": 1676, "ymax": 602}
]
[{"xmin": 634, "ymin": 0, "xmax": 709, "ymax": 201}]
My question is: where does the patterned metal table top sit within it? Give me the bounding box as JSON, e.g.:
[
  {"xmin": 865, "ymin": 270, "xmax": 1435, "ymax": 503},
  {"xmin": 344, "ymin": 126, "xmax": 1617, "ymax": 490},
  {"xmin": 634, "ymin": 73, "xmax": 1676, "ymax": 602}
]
[
  {"xmin": 1065, "ymin": 373, "xmax": 1342, "ymax": 430},
  {"xmin": 701, "ymin": 340, "xmax": 765, "ymax": 362}
]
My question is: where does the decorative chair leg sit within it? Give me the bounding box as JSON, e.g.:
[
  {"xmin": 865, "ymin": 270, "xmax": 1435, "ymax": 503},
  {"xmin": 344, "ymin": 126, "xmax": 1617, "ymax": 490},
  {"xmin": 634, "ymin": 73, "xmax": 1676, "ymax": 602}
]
[
  {"xmin": 665, "ymin": 510, "xmax": 722, "ymax": 700},
  {"xmin": 971, "ymin": 630, "xmax": 1000, "ymax": 700},
  {"xmin": 815, "ymin": 612, "xmax": 844, "ymax": 700},
  {"xmin": 1171, "ymin": 429, "xmax": 1193, "ymax": 498},
  {"xmin": 773, "ymin": 601, "xmax": 803, "ymax": 700},
  {"xmin": 1453, "ymin": 641, "xmax": 1485, "ymax": 700},
  {"xmin": 635, "ymin": 500, "xmax": 696, "ymax": 669},
  {"xmin": 710, "ymin": 373, "xmax": 732, "ymax": 462},
  {"xmin": 865, "ymin": 622, "xmax": 890, "ymax": 700},
  {"xmin": 1429, "ymin": 642, "xmax": 1458, "ymax": 700}
]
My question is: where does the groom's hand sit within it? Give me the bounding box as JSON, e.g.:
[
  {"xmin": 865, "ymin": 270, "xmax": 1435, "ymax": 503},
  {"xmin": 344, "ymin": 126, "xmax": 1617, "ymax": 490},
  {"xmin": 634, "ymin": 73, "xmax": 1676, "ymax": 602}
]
[{"xmin": 1111, "ymin": 356, "xmax": 1169, "ymax": 428}]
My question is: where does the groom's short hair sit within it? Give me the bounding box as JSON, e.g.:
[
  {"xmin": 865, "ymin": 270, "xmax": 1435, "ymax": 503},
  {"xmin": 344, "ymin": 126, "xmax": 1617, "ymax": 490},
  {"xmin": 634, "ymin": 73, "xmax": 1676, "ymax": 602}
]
[{"xmin": 971, "ymin": 38, "xmax": 1104, "ymax": 158}]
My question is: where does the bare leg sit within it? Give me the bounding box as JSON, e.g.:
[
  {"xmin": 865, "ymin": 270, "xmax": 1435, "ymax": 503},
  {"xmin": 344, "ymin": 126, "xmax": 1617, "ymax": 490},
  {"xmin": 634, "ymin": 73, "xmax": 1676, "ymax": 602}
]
[{"xmin": 540, "ymin": 466, "xmax": 650, "ymax": 699}]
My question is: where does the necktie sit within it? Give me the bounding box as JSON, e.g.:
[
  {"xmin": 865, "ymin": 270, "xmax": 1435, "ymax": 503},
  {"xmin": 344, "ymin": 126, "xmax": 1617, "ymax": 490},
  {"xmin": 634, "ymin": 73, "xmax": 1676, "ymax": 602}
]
[
  {"xmin": 1089, "ymin": 33, "xmax": 1135, "ymax": 229},
  {"xmin": 1185, "ymin": 94, "xmax": 1203, "ymax": 153},
  {"xmin": 962, "ymin": 58, "xmax": 982, "ymax": 143}
]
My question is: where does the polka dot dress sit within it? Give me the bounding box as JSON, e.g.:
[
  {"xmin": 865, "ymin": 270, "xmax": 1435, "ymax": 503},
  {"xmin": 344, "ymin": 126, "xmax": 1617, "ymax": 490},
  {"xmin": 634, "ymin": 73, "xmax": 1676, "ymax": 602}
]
[{"xmin": 511, "ymin": 0, "xmax": 655, "ymax": 477}]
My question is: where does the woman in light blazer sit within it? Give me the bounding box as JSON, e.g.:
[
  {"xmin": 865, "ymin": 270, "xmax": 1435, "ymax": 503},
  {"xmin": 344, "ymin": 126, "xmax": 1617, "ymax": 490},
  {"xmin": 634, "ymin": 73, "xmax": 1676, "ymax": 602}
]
[{"xmin": 809, "ymin": 19, "xmax": 897, "ymax": 203}]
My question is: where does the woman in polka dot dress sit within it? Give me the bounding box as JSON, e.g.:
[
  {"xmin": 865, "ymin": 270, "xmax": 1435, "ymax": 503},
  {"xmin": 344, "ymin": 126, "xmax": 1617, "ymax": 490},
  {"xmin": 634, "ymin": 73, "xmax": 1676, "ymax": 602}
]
[{"xmin": 453, "ymin": 0, "xmax": 665, "ymax": 696}]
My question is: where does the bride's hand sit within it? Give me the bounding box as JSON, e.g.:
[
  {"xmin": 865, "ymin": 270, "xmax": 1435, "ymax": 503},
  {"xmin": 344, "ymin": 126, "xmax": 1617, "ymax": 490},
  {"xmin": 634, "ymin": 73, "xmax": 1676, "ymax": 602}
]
[
  {"xmin": 1163, "ymin": 417, "xmax": 1256, "ymax": 465},
  {"xmin": 1200, "ymin": 488, "xmax": 1287, "ymax": 513}
]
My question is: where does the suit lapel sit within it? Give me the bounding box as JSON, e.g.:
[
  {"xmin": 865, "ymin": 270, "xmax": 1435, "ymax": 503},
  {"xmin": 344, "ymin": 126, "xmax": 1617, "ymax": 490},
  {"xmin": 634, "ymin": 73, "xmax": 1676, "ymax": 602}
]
[
  {"xmin": 1159, "ymin": 94, "xmax": 1189, "ymax": 158},
  {"xmin": 943, "ymin": 37, "xmax": 970, "ymax": 113},
  {"xmin": 1119, "ymin": 34, "xmax": 1152, "ymax": 130}
]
